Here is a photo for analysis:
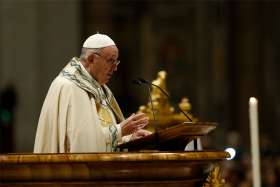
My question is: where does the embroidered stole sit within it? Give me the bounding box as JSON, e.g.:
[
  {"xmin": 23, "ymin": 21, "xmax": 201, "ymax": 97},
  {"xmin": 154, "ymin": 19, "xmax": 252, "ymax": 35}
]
[{"xmin": 60, "ymin": 57, "xmax": 124, "ymax": 151}]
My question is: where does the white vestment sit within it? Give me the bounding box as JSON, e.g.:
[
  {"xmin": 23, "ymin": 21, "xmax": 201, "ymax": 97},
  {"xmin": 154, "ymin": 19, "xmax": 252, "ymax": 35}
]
[{"xmin": 34, "ymin": 58, "xmax": 124, "ymax": 153}]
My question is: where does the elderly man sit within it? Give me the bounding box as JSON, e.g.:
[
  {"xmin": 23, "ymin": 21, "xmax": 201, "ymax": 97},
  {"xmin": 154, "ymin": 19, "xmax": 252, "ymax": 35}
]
[{"xmin": 34, "ymin": 34, "xmax": 151, "ymax": 153}]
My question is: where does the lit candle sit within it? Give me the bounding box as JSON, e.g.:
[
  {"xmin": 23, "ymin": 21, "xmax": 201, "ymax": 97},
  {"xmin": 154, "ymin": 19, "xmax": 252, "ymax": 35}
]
[{"xmin": 249, "ymin": 97, "xmax": 261, "ymax": 187}]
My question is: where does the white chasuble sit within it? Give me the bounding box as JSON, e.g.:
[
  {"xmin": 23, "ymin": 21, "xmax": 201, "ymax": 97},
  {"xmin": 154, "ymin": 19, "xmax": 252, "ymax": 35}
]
[{"xmin": 34, "ymin": 58, "xmax": 124, "ymax": 153}]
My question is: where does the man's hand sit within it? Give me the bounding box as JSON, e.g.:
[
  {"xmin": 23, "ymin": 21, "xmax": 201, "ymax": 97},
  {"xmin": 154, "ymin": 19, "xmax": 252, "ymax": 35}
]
[
  {"xmin": 120, "ymin": 113, "xmax": 149, "ymax": 136},
  {"xmin": 130, "ymin": 129, "xmax": 152, "ymax": 141}
]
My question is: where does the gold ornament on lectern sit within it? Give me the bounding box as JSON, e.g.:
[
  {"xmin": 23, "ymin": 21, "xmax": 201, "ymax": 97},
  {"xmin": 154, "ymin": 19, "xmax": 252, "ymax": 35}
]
[{"xmin": 138, "ymin": 70, "xmax": 197, "ymax": 131}]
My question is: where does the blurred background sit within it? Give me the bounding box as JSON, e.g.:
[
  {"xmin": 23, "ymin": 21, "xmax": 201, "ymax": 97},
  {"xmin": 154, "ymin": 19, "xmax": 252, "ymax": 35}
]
[{"xmin": 0, "ymin": 0, "xmax": 280, "ymax": 186}]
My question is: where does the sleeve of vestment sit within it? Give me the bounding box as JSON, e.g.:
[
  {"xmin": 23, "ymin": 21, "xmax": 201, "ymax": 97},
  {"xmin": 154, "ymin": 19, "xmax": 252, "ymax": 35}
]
[{"xmin": 34, "ymin": 77, "xmax": 72, "ymax": 153}]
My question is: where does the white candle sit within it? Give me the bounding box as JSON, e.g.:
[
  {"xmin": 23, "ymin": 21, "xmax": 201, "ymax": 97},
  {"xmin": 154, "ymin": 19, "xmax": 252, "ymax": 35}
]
[{"xmin": 249, "ymin": 97, "xmax": 261, "ymax": 187}]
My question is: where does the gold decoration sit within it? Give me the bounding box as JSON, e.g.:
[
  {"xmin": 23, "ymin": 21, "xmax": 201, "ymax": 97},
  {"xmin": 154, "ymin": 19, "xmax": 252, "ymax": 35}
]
[
  {"xmin": 179, "ymin": 97, "xmax": 191, "ymax": 112},
  {"xmin": 96, "ymin": 103, "xmax": 114, "ymax": 127},
  {"xmin": 202, "ymin": 165, "xmax": 225, "ymax": 187},
  {"xmin": 137, "ymin": 70, "xmax": 197, "ymax": 131}
]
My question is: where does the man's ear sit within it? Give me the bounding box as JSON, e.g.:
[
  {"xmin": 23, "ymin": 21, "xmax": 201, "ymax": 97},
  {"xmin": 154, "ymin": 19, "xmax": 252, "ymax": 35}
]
[{"xmin": 87, "ymin": 53, "xmax": 94, "ymax": 64}]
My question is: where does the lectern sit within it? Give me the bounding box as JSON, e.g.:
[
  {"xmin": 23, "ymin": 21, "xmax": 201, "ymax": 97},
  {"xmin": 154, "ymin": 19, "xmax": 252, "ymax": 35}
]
[{"xmin": 0, "ymin": 122, "xmax": 229, "ymax": 187}]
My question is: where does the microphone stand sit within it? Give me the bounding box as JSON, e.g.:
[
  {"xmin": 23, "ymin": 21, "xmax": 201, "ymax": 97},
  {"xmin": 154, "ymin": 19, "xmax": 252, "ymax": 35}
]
[
  {"xmin": 147, "ymin": 85, "xmax": 156, "ymax": 122},
  {"xmin": 146, "ymin": 84, "xmax": 160, "ymax": 150},
  {"xmin": 133, "ymin": 80, "xmax": 160, "ymax": 150}
]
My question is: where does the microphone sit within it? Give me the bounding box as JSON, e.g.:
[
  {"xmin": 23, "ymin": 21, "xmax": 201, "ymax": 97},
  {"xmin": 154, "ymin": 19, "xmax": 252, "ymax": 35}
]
[
  {"xmin": 136, "ymin": 77, "xmax": 193, "ymax": 122},
  {"xmin": 132, "ymin": 79, "xmax": 156, "ymax": 121},
  {"xmin": 131, "ymin": 79, "xmax": 142, "ymax": 86}
]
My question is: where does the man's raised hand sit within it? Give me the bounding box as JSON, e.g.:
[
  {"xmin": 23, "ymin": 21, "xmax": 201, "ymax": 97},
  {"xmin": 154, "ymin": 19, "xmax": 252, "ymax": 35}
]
[{"xmin": 120, "ymin": 113, "xmax": 149, "ymax": 136}]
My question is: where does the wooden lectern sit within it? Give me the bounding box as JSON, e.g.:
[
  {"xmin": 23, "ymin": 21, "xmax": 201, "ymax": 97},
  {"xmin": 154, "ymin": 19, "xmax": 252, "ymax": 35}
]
[{"xmin": 0, "ymin": 122, "xmax": 229, "ymax": 187}]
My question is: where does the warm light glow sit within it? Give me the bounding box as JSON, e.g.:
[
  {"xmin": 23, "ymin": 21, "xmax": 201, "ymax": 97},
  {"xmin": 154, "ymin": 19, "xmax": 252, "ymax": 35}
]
[
  {"xmin": 249, "ymin": 97, "xmax": 258, "ymax": 104},
  {"xmin": 225, "ymin": 147, "xmax": 236, "ymax": 160}
]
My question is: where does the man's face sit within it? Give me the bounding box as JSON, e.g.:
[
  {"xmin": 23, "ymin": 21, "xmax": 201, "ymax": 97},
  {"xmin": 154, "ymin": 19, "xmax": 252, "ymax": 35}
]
[{"xmin": 89, "ymin": 46, "xmax": 119, "ymax": 85}]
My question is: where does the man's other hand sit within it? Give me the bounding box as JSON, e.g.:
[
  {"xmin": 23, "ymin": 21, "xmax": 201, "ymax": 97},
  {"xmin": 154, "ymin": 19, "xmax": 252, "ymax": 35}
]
[{"xmin": 130, "ymin": 129, "xmax": 152, "ymax": 141}]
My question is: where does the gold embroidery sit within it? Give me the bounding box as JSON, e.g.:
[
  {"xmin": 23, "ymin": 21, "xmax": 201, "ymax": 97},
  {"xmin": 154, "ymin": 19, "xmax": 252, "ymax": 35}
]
[{"xmin": 97, "ymin": 104, "xmax": 114, "ymax": 127}]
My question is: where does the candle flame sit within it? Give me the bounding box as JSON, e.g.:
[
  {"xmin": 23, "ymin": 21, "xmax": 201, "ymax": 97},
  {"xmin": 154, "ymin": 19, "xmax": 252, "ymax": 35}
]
[{"xmin": 249, "ymin": 97, "xmax": 258, "ymax": 104}]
